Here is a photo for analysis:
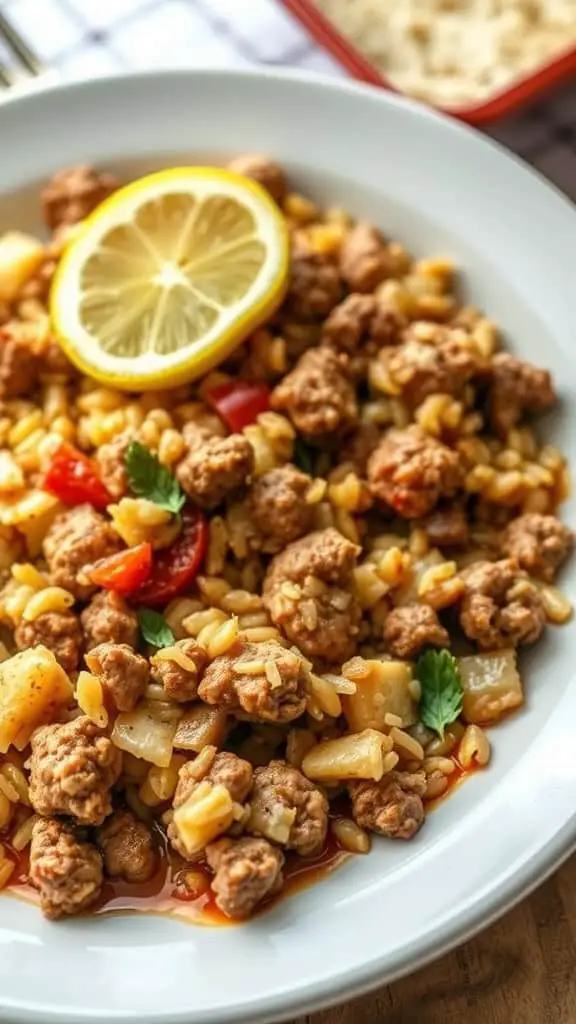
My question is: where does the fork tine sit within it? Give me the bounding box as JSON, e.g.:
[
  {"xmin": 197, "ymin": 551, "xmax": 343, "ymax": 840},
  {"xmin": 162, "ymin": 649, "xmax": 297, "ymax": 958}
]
[
  {"xmin": 0, "ymin": 11, "xmax": 42, "ymax": 75},
  {"xmin": 0, "ymin": 64, "xmax": 12, "ymax": 88}
]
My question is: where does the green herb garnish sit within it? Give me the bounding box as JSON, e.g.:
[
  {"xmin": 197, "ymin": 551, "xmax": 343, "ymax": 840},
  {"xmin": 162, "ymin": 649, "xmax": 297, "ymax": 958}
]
[
  {"xmin": 126, "ymin": 440, "xmax": 185, "ymax": 515},
  {"xmin": 415, "ymin": 649, "xmax": 463, "ymax": 739},
  {"xmin": 293, "ymin": 437, "xmax": 313, "ymax": 475},
  {"xmin": 138, "ymin": 607, "xmax": 175, "ymax": 648}
]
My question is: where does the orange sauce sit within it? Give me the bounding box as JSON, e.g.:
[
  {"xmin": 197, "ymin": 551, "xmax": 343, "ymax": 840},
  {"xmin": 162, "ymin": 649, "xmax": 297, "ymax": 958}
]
[
  {"xmin": 4, "ymin": 754, "xmax": 478, "ymax": 925},
  {"xmin": 5, "ymin": 823, "xmax": 350, "ymax": 926}
]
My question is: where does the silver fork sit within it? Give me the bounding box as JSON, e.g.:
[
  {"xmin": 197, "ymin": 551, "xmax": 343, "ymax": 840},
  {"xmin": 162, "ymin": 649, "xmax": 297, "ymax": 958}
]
[{"xmin": 0, "ymin": 9, "xmax": 43, "ymax": 88}]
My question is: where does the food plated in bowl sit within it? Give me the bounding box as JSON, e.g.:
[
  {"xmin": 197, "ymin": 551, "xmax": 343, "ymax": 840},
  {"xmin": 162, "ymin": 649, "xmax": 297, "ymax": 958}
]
[{"xmin": 0, "ymin": 68, "xmax": 574, "ymax": 1024}]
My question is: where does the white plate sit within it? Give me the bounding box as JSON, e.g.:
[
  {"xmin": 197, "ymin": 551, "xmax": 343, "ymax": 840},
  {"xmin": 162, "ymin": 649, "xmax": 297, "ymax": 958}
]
[{"xmin": 0, "ymin": 68, "xmax": 575, "ymax": 1024}]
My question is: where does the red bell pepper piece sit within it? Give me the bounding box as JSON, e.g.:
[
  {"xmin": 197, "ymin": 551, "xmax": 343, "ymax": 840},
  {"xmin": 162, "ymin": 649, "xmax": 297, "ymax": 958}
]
[
  {"xmin": 206, "ymin": 380, "xmax": 270, "ymax": 433},
  {"xmin": 43, "ymin": 441, "xmax": 113, "ymax": 511},
  {"xmin": 88, "ymin": 542, "xmax": 153, "ymax": 597},
  {"xmin": 132, "ymin": 505, "xmax": 208, "ymax": 608}
]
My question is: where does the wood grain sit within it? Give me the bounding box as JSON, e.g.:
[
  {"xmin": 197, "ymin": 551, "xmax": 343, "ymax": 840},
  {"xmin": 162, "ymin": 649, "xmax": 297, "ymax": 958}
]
[{"xmin": 292, "ymin": 853, "xmax": 576, "ymax": 1024}]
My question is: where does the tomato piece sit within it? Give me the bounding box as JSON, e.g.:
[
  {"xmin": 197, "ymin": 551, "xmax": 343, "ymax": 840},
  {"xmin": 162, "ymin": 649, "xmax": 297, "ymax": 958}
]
[
  {"xmin": 206, "ymin": 380, "xmax": 270, "ymax": 433},
  {"xmin": 89, "ymin": 542, "xmax": 153, "ymax": 597},
  {"xmin": 132, "ymin": 506, "xmax": 208, "ymax": 608},
  {"xmin": 43, "ymin": 441, "xmax": 113, "ymax": 511}
]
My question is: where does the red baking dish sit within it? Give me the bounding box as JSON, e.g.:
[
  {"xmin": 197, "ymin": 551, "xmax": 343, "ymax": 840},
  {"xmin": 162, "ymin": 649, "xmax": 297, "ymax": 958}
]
[{"xmin": 280, "ymin": 0, "xmax": 576, "ymax": 124}]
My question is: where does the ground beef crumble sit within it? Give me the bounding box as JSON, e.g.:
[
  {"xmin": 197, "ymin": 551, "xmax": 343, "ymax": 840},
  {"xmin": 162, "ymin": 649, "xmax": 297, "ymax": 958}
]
[
  {"xmin": 206, "ymin": 836, "xmax": 284, "ymax": 919},
  {"xmin": 198, "ymin": 640, "xmax": 307, "ymax": 723},
  {"xmin": 349, "ymin": 771, "xmax": 427, "ymax": 839},
  {"xmin": 263, "ymin": 527, "xmax": 361, "ymax": 663},
  {"xmin": 368, "ymin": 426, "xmax": 463, "ymax": 518},
  {"xmin": 96, "ymin": 809, "xmax": 156, "ymax": 884},
  {"xmin": 271, "ymin": 347, "xmax": 358, "ymax": 441},
  {"xmin": 29, "ymin": 816, "xmax": 103, "ymax": 920},
  {"xmin": 500, "ymin": 513, "xmax": 572, "ymax": 582},
  {"xmin": 15, "ymin": 609, "xmax": 82, "ymax": 675},
  {"xmin": 459, "ymin": 558, "xmax": 546, "ymax": 649},
  {"xmin": 27, "ymin": 715, "xmax": 122, "ymax": 826},
  {"xmin": 84, "ymin": 642, "xmax": 150, "ymax": 712},
  {"xmin": 247, "ymin": 760, "xmax": 328, "ymax": 857}
]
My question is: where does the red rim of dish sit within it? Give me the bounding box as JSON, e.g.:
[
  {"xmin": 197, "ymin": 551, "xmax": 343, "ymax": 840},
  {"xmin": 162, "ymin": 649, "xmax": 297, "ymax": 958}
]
[{"xmin": 280, "ymin": 0, "xmax": 576, "ymax": 124}]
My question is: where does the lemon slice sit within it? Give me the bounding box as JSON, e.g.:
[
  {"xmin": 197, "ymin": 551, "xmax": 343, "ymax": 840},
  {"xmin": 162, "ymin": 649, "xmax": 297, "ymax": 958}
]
[{"xmin": 50, "ymin": 167, "xmax": 290, "ymax": 390}]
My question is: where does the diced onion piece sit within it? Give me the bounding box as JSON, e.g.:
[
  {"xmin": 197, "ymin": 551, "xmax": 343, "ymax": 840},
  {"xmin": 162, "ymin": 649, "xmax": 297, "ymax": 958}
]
[
  {"xmin": 342, "ymin": 659, "xmax": 417, "ymax": 732},
  {"xmin": 173, "ymin": 780, "xmax": 234, "ymax": 856},
  {"xmin": 458, "ymin": 649, "xmax": 523, "ymax": 724},
  {"xmin": 112, "ymin": 702, "xmax": 179, "ymax": 767},
  {"xmin": 302, "ymin": 728, "xmax": 393, "ymax": 783},
  {"xmin": 173, "ymin": 705, "xmax": 228, "ymax": 752},
  {"xmin": 0, "ymin": 645, "xmax": 73, "ymax": 753}
]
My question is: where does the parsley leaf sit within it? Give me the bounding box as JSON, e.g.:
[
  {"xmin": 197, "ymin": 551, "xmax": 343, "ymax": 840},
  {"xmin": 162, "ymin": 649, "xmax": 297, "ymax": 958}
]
[
  {"xmin": 138, "ymin": 607, "xmax": 175, "ymax": 648},
  {"xmin": 415, "ymin": 649, "xmax": 463, "ymax": 739},
  {"xmin": 126, "ymin": 441, "xmax": 185, "ymax": 515}
]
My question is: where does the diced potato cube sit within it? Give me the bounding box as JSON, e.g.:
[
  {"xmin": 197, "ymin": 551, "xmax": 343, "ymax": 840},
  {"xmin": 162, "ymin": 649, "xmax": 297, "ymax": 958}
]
[
  {"xmin": 0, "ymin": 645, "xmax": 73, "ymax": 752},
  {"xmin": 173, "ymin": 780, "xmax": 234, "ymax": 856},
  {"xmin": 302, "ymin": 728, "xmax": 393, "ymax": 783},
  {"xmin": 0, "ymin": 232, "xmax": 45, "ymax": 302},
  {"xmin": 459, "ymin": 649, "xmax": 523, "ymax": 724},
  {"xmin": 342, "ymin": 659, "xmax": 417, "ymax": 732},
  {"xmin": 173, "ymin": 704, "xmax": 228, "ymax": 753}
]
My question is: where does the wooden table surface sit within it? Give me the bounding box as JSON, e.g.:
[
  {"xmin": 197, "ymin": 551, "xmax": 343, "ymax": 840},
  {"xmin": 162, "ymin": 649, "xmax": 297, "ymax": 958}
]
[{"xmin": 292, "ymin": 853, "xmax": 576, "ymax": 1024}]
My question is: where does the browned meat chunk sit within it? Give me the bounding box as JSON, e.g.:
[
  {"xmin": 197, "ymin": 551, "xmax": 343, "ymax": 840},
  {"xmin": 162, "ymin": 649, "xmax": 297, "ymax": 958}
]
[
  {"xmin": 323, "ymin": 293, "xmax": 406, "ymax": 351},
  {"xmin": 248, "ymin": 464, "xmax": 314, "ymax": 548},
  {"xmin": 95, "ymin": 432, "xmax": 133, "ymax": 499},
  {"xmin": 15, "ymin": 610, "xmax": 82, "ymax": 675},
  {"xmin": 368, "ymin": 426, "xmax": 462, "ymax": 518},
  {"xmin": 29, "ymin": 816, "xmax": 103, "ymax": 920},
  {"xmin": 206, "ymin": 836, "xmax": 284, "ymax": 919},
  {"xmin": 43, "ymin": 504, "xmax": 122, "ymax": 601},
  {"xmin": 341, "ymin": 421, "xmax": 381, "ymax": 476},
  {"xmin": 0, "ymin": 327, "xmax": 37, "ymax": 398},
  {"xmin": 84, "ymin": 642, "xmax": 150, "ymax": 712},
  {"xmin": 175, "ymin": 751, "xmax": 254, "ymax": 808},
  {"xmin": 271, "ymin": 347, "xmax": 358, "ymax": 441},
  {"xmin": 96, "ymin": 809, "xmax": 155, "ymax": 883},
  {"xmin": 322, "ymin": 294, "xmax": 407, "ymax": 379},
  {"xmin": 227, "ymin": 154, "xmax": 287, "ymax": 204},
  {"xmin": 421, "ymin": 504, "xmax": 469, "ymax": 548},
  {"xmin": 459, "ymin": 558, "xmax": 545, "ymax": 649},
  {"xmin": 198, "ymin": 640, "xmax": 307, "ymax": 723},
  {"xmin": 151, "ymin": 638, "xmax": 208, "ymax": 702},
  {"xmin": 488, "ymin": 352, "xmax": 556, "ymax": 436},
  {"xmin": 28, "ymin": 715, "xmax": 122, "ymax": 826},
  {"xmin": 247, "ymin": 760, "xmax": 328, "ymax": 856},
  {"xmin": 286, "ymin": 250, "xmax": 343, "ymax": 320},
  {"xmin": 80, "ymin": 591, "xmax": 139, "ymax": 651},
  {"xmin": 378, "ymin": 335, "xmax": 482, "ymax": 407},
  {"xmin": 263, "ymin": 527, "xmax": 361, "ymax": 663},
  {"xmin": 501, "ymin": 513, "xmax": 572, "ymax": 582},
  {"xmin": 42, "ymin": 164, "xmax": 118, "ymax": 230},
  {"xmin": 349, "ymin": 770, "xmax": 426, "ymax": 839},
  {"xmin": 340, "ymin": 222, "xmax": 392, "ymax": 292},
  {"xmin": 176, "ymin": 424, "xmax": 254, "ymax": 509},
  {"xmin": 168, "ymin": 750, "xmax": 253, "ymax": 859},
  {"xmin": 383, "ymin": 604, "xmax": 449, "ymax": 659}
]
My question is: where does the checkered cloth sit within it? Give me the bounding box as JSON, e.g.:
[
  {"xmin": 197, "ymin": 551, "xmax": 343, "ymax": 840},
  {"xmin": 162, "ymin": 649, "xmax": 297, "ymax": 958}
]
[{"xmin": 3, "ymin": 0, "xmax": 576, "ymax": 200}]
